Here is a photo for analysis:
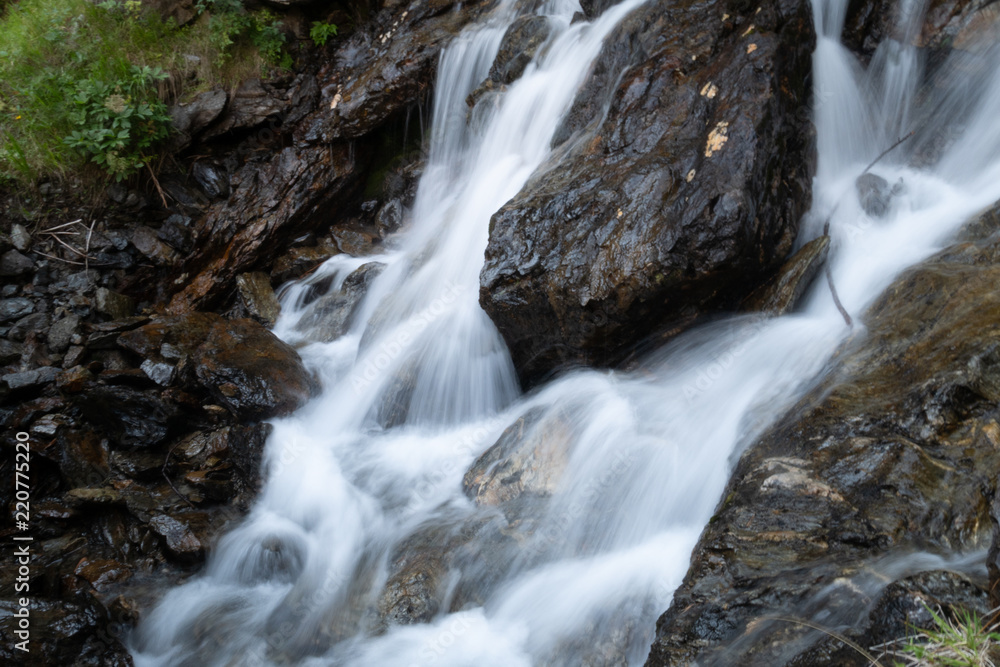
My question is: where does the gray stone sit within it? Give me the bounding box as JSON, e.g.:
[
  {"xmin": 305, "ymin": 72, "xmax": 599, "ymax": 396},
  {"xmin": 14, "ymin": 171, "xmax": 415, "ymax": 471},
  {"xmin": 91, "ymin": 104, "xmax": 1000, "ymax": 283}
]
[
  {"xmin": 8, "ymin": 312, "xmax": 49, "ymax": 342},
  {"xmin": 236, "ymin": 272, "xmax": 280, "ymax": 326},
  {"xmin": 856, "ymin": 172, "xmax": 893, "ymax": 218},
  {"xmin": 10, "ymin": 224, "xmax": 30, "ymax": 252},
  {"xmin": 0, "ymin": 297, "xmax": 35, "ymax": 323},
  {"xmin": 3, "ymin": 366, "xmax": 60, "ymax": 390},
  {"xmin": 95, "ymin": 288, "xmax": 135, "ymax": 319},
  {"xmin": 169, "ymin": 88, "xmax": 228, "ymax": 149},
  {"xmin": 0, "ymin": 249, "xmax": 34, "ymax": 276},
  {"xmin": 0, "ymin": 339, "xmax": 22, "ymax": 365},
  {"xmin": 140, "ymin": 359, "xmax": 176, "ymax": 387},
  {"xmin": 47, "ymin": 315, "xmax": 80, "ymax": 352}
]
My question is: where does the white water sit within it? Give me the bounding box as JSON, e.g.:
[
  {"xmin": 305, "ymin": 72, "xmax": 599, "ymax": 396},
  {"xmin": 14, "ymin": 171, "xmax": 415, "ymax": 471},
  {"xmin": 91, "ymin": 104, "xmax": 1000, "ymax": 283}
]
[{"xmin": 131, "ymin": 0, "xmax": 1000, "ymax": 664}]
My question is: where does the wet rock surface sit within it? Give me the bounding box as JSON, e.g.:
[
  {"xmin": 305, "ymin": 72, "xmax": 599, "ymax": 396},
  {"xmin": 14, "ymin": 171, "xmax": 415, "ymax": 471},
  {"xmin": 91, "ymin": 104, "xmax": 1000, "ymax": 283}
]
[
  {"xmin": 645, "ymin": 203, "xmax": 1000, "ymax": 666},
  {"xmin": 480, "ymin": 0, "xmax": 815, "ymax": 385},
  {"xmin": 742, "ymin": 235, "xmax": 830, "ymax": 315}
]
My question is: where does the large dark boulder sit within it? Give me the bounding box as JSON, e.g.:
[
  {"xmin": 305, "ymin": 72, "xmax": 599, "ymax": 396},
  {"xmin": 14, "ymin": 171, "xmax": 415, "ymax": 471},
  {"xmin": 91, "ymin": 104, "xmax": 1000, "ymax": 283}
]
[
  {"xmin": 480, "ymin": 0, "xmax": 815, "ymax": 385},
  {"xmin": 118, "ymin": 313, "xmax": 317, "ymax": 420},
  {"xmin": 645, "ymin": 204, "xmax": 1000, "ymax": 666}
]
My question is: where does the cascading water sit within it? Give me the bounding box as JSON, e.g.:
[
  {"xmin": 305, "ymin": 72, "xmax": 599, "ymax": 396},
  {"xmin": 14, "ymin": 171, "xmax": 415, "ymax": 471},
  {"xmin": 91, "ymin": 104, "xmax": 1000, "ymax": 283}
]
[{"xmin": 131, "ymin": 0, "xmax": 1000, "ymax": 663}]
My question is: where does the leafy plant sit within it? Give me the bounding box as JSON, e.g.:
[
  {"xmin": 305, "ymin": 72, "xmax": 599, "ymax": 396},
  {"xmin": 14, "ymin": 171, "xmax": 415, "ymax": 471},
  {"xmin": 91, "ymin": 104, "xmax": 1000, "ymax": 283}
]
[
  {"xmin": 197, "ymin": 0, "xmax": 289, "ymax": 66},
  {"xmin": 875, "ymin": 604, "xmax": 1000, "ymax": 667},
  {"xmin": 63, "ymin": 65, "xmax": 172, "ymax": 181},
  {"xmin": 309, "ymin": 20, "xmax": 338, "ymax": 46}
]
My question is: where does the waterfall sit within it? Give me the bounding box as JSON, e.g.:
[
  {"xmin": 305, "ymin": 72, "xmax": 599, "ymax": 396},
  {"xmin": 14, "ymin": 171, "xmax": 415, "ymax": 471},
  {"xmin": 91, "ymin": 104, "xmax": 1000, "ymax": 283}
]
[{"xmin": 131, "ymin": 0, "xmax": 1000, "ymax": 663}]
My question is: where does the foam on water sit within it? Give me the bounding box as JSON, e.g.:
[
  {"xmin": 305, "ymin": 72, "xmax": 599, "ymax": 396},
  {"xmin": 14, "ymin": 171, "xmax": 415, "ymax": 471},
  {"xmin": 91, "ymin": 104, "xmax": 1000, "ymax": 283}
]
[{"xmin": 131, "ymin": 0, "xmax": 1000, "ymax": 663}]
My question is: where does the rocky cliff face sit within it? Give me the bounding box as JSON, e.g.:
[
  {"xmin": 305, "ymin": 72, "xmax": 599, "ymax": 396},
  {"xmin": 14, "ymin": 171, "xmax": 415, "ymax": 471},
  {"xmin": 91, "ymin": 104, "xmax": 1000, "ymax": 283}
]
[
  {"xmin": 645, "ymin": 201, "xmax": 1000, "ymax": 666},
  {"xmin": 480, "ymin": 0, "xmax": 814, "ymax": 385}
]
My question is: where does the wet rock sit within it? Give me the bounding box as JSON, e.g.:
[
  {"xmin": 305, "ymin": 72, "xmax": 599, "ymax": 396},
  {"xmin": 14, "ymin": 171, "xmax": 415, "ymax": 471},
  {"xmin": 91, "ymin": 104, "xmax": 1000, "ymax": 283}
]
[
  {"xmin": 294, "ymin": 261, "xmax": 385, "ymax": 342},
  {"xmin": 8, "ymin": 310, "xmax": 49, "ymax": 342},
  {"xmin": 646, "ymin": 204, "xmax": 1000, "ymax": 666},
  {"xmin": 0, "ymin": 296, "xmax": 34, "ymax": 323},
  {"xmin": 120, "ymin": 312, "xmax": 315, "ymax": 419},
  {"xmin": 202, "ymin": 79, "xmax": 288, "ymax": 140},
  {"xmin": 742, "ymin": 236, "xmax": 830, "ymax": 315},
  {"xmin": 236, "ymin": 272, "xmax": 280, "ymax": 326},
  {"xmin": 95, "ymin": 288, "xmax": 136, "ymax": 320},
  {"xmin": 74, "ymin": 385, "xmax": 180, "ymax": 448},
  {"xmin": 48, "ymin": 314, "xmax": 80, "ymax": 353},
  {"xmin": 301, "ymin": 0, "xmax": 496, "ymax": 143},
  {"xmin": 192, "ymin": 317, "xmax": 315, "ymax": 419},
  {"xmin": 375, "ymin": 199, "xmax": 404, "ymax": 239},
  {"xmin": 0, "ymin": 339, "xmax": 22, "ymax": 365},
  {"xmin": 481, "ymin": 0, "xmax": 814, "ymax": 385},
  {"xmin": 490, "ymin": 14, "xmax": 552, "ymax": 85},
  {"xmin": 140, "ymin": 359, "xmax": 176, "ymax": 387},
  {"xmin": 463, "ymin": 408, "xmax": 572, "ymax": 506},
  {"xmin": 11, "ymin": 223, "xmax": 30, "ymax": 252},
  {"xmin": 0, "ymin": 249, "xmax": 34, "ymax": 276},
  {"xmin": 856, "ymin": 172, "xmax": 893, "ymax": 217},
  {"xmin": 56, "ymin": 366, "xmax": 95, "ymax": 393},
  {"xmin": 169, "ymin": 88, "xmax": 228, "ymax": 149},
  {"xmin": 167, "ymin": 143, "xmax": 362, "ymax": 313},
  {"xmin": 579, "ymin": 0, "xmax": 619, "ymax": 19},
  {"xmin": 0, "ymin": 596, "xmax": 132, "ymax": 666},
  {"xmin": 74, "ymin": 558, "xmax": 131, "ymax": 591},
  {"xmin": 192, "ymin": 161, "xmax": 230, "ymax": 199},
  {"xmin": 2, "ymin": 366, "xmax": 60, "ymax": 391},
  {"xmin": 271, "ymin": 245, "xmax": 339, "ymax": 284},
  {"xmin": 131, "ymin": 226, "xmax": 179, "ymax": 265},
  {"xmin": 148, "ymin": 514, "xmax": 204, "ymax": 562}
]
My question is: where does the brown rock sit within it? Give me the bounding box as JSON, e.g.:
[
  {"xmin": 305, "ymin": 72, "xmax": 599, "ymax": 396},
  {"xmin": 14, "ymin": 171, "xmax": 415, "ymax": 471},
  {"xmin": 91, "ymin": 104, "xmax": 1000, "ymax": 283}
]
[{"xmin": 742, "ymin": 236, "xmax": 830, "ymax": 315}]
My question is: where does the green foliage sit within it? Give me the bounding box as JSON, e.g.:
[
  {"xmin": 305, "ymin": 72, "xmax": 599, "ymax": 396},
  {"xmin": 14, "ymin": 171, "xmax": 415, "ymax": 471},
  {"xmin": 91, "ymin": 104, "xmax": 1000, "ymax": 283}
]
[
  {"xmin": 309, "ymin": 21, "xmax": 338, "ymax": 46},
  {"xmin": 883, "ymin": 604, "xmax": 1000, "ymax": 667},
  {"xmin": 0, "ymin": 0, "xmax": 290, "ymax": 185},
  {"xmin": 197, "ymin": 0, "xmax": 289, "ymax": 67},
  {"xmin": 63, "ymin": 65, "xmax": 172, "ymax": 181}
]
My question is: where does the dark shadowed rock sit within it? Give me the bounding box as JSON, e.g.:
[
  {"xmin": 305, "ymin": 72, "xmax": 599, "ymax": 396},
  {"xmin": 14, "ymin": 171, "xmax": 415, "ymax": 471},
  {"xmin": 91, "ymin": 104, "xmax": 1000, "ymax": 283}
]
[
  {"xmin": 463, "ymin": 408, "xmax": 572, "ymax": 506},
  {"xmin": 201, "ymin": 79, "xmax": 289, "ymax": 141},
  {"xmin": 0, "ymin": 297, "xmax": 34, "ymax": 323},
  {"xmin": 293, "ymin": 262, "xmax": 385, "ymax": 342},
  {"xmin": 169, "ymin": 89, "xmax": 228, "ymax": 150},
  {"xmin": 856, "ymin": 172, "xmax": 893, "ymax": 217},
  {"xmin": 645, "ymin": 204, "xmax": 1000, "ymax": 666},
  {"xmin": 148, "ymin": 514, "xmax": 204, "ymax": 562},
  {"xmin": 480, "ymin": 0, "xmax": 814, "ymax": 385},
  {"xmin": 167, "ymin": 143, "xmax": 361, "ymax": 313},
  {"xmin": 74, "ymin": 385, "xmax": 180, "ymax": 448},
  {"xmin": 236, "ymin": 272, "xmax": 281, "ymax": 326},
  {"xmin": 743, "ymin": 236, "xmax": 830, "ymax": 315},
  {"xmin": 300, "ymin": 0, "xmax": 497, "ymax": 143},
  {"xmin": 1, "ymin": 249, "xmax": 34, "ymax": 276},
  {"xmin": 119, "ymin": 313, "xmax": 316, "ymax": 420}
]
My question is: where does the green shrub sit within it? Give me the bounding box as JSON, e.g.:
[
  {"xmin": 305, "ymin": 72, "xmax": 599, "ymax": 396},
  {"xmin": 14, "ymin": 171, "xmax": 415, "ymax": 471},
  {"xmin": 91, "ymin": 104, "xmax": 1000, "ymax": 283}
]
[
  {"xmin": 0, "ymin": 0, "xmax": 291, "ymax": 185},
  {"xmin": 309, "ymin": 20, "xmax": 338, "ymax": 46}
]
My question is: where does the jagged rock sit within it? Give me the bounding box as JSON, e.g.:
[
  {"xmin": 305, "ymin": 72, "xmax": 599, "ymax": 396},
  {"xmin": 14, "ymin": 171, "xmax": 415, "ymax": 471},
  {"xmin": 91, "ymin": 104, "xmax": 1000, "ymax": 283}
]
[
  {"xmin": 301, "ymin": 0, "xmax": 497, "ymax": 142},
  {"xmin": 294, "ymin": 262, "xmax": 385, "ymax": 342},
  {"xmin": 131, "ymin": 226, "xmax": 179, "ymax": 265},
  {"xmin": 74, "ymin": 385, "xmax": 180, "ymax": 448},
  {"xmin": 10, "ymin": 224, "xmax": 30, "ymax": 252},
  {"xmin": 148, "ymin": 514, "xmax": 204, "ymax": 562},
  {"xmin": 856, "ymin": 172, "xmax": 893, "ymax": 217},
  {"xmin": 119, "ymin": 313, "xmax": 315, "ymax": 420},
  {"xmin": 95, "ymin": 288, "xmax": 136, "ymax": 320},
  {"xmin": 271, "ymin": 245, "xmax": 340, "ymax": 284},
  {"xmin": 167, "ymin": 143, "xmax": 362, "ymax": 313},
  {"xmin": 480, "ymin": 0, "xmax": 814, "ymax": 385},
  {"xmin": 201, "ymin": 79, "xmax": 288, "ymax": 140},
  {"xmin": 169, "ymin": 88, "xmax": 228, "ymax": 149},
  {"xmin": 236, "ymin": 272, "xmax": 280, "ymax": 326},
  {"xmin": 743, "ymin": 236, "xmax": 830, "ymax": 315},
  {"xmin": 0, "ymin": 249, "xmax": 34, "ymax": 276},
  {"xmin": 3, "ymin": 366, "xmax": 60, "ymax": 391},
  {"xmin": 463, "ymin": 408, "xmax": 572, "ymax": 506},
  {"xmin": 490, "ymin": 14, "xmax": 552, "ymax": 85},
  {"xmin": 0, "ymin": 339, "xmax": 22, "ymax": 364},
  {"xmin": 579, "ymin": 0, "xmax": 619, "ymax": 19},
  {"xmin": 646, "ymin": 204, "xmax": 1000, "ymax": 666},
  {"xmin": 191, "ymin": 161, "xmax": 230, "ymax": 199},
  {"xmin": 0, "ymin": 597, "xmax": 132, "ymax": 666},
  {"xmin": 48, "ymin": 314, "xmax": 80, "ymax": 353},
  {"xmin": 0, "ymin": 297, "xmax": 34, "ymax": 323}
]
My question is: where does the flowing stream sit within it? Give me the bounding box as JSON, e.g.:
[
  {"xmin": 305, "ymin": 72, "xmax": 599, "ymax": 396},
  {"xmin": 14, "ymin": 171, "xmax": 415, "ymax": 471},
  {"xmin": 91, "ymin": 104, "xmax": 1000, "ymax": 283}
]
[{"xmin": 132, "ymin": 0, "xmax": 1000, "ymax": 664}]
